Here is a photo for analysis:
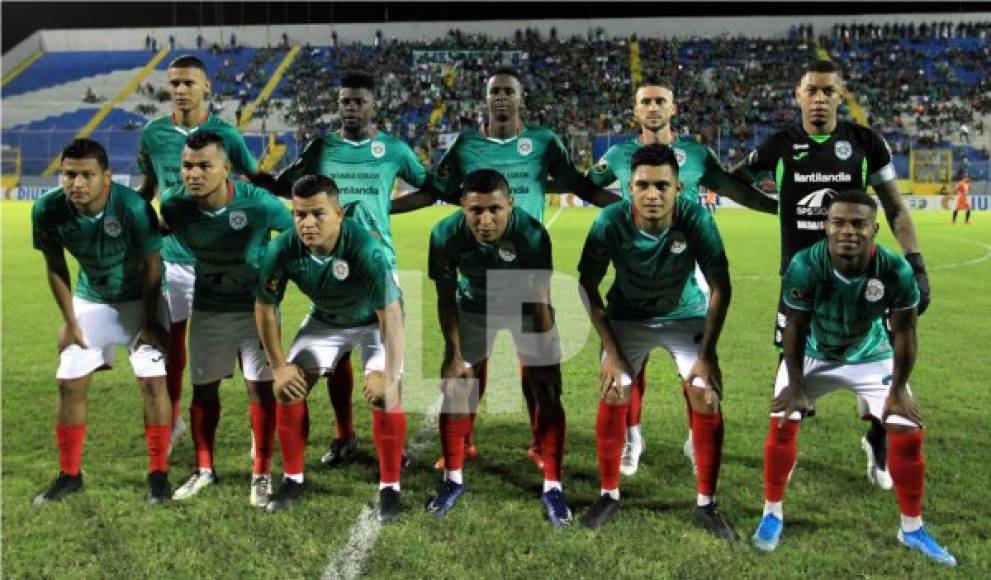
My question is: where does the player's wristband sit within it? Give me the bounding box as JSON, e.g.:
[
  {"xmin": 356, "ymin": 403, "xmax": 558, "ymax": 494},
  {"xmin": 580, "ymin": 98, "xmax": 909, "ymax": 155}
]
[{"xmin": 905, "ymin": 252, "xmax": 927, "ymax": 274}]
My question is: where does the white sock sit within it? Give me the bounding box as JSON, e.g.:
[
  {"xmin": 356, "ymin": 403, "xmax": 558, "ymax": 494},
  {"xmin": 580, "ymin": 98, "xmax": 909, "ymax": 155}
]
[
  {"xmin": 285, "ymin": 473, "xmax": 304, "ymax": 484},
  {"xmin": 379, "ymin": 482, "xmax": 400, "ymax": 491},
  {"xmin": 251, "ymin": 473, "xmax": 269, "ymax": 480},
  {"xmin": 601, "ymin": 488, "xmax": 620, "ymax": 500},
  {"xmin": 901, "ymin": 514, "xmax": 923, "ymax": 533},
  {"xmin": 697, "ymin": 494, "xmax": 713, "ymax": 507},
  {"xmin": 198, "ymin": 468, "xmax": 214, "ymax": 476},
  {"xmin": 543, "ymin": 480, "xmax": 562, "ymax": 493},
  {"xmin": 763, "ymin": 501, "xmax": 783, "ymax": 519},
  {"xmin": 445, "ymin": 469, "xmax": 463, "ymax": 485}
]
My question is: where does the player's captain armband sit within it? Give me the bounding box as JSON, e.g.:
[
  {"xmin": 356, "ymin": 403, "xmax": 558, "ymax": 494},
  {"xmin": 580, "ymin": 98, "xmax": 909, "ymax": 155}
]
[{"xmin": 868, "ymin": 163, "xmax": 898, "ymax": 185}]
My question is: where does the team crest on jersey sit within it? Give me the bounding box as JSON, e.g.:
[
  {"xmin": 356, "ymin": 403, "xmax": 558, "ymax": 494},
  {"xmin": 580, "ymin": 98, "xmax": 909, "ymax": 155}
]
[
  {"xmin": 265, "ymin": 276, "xmax": 280, "ymax": 294},
  {"xmin": 592, "ymin": 159, "xmax": 609, "ymax": 174},
  {"xmin": 103, "ymin": 217, "xmax": 122, "ymax": 237},
  {"xmin": 834, "ymin": 140, "xmax": 853, "ymax": 161},
  {"xmin": 865, "ymin": 278, "xmax": 884, "ymax": 302},
  {"xmin": 332, "ymin": 259, "xmax": 350, "ymax": 280},
  {"xmin": 370, "ymin": 140, "xmax": 386, "ymax": 159},
  {"xmin": 517, "ymin": 138, "xmax": 533, "ymax": 157},
  {"xmin": 229, "ymin": 210, "xmax": 247, "ymax": 230},
  {"xmin": 497, "ymin": 241, "xmax": 517, "ymax": 262},
  {"xmin": 674, "ymin": 148, "xmax": 687, "ymax": 167},
  {"xmin": 789, "ymin": 287, "xmax": 805, "ymax": 302},
  {"xmin": 668, "ymin": 231, "xmax": 687, "ymax": 254}
]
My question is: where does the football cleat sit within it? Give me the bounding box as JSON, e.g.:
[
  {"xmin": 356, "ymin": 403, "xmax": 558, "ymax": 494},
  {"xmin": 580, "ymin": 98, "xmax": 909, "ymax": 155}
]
[
  {"xmin": 579, "ymin": 494, "xmax": 621, "ymax": 529},
  {"xmin": 147, "ymin": 470, "xmax": 171, "ymax": 505},
  {"xmin": 32, "ymin": 472, "xmax": 83, "ymax": 507},
  {"xmin": 321, "ymin": 436, "xmax": 358, "ymax": 468},
  {"xmin": 172, "ymin": 470, "xmax": 217, "ymax": 501},
  {"xmin": 540, "ymin": 489, "xmax": 573, "ymax": 527},
  {"xmin": 425, "ymin": 480, "xmax": 466, "ymax": 516},
  {"xmin": 683, "ymin": 432, "xmax": 697, "ymax": 475},
  {"xmin": 433, "ymin": 445, "xmax": 478, "ymax": 470},
  {"xmin": 528, "ymin": 447, "xmax": 545, "ymax": 471},
  {"xmin": 898, "ymin": 527, "xmax": 957, "ymax": 567},
  {"xmin": 265, "ymin": 479, "xmax": 305, "ymax": 514},
  {"xmin": 695, "ymin": 503, "xmax": 739, "ymax": 540},
  {"xmin": 377, "ymin": 487, "xmax": 402, "ymax": 523},
  {"xmin": 250, "ymin": 474, "xmax": 272, "ymax": 508},
  {"xmin": 620, "ymin": 438, "xmax": 645, "ymax": 476},
  {"xmin": 168, "ymin": 416, "xmax": 186, "ymax": 457},
  {"xmin": 861, "ymin": 436, "xmax": 893, "ymax": 490},
  {"xmin": 752, "ymin": 513, "xmax": 784, "ymax": 552}
]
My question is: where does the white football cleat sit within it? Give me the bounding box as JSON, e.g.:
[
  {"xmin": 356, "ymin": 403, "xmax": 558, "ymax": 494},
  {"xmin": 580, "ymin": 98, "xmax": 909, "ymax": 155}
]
[
  {"xmin": 620, "ymin": 438, "xmax": 644, "ymax": 476},
  {"xmin": 250, "ymin": 474, "xmax": 272, "ymax": 508},
  {"xmin": 862, "ymin": 436, "xmax": 893, "ymax": 490},
  {"xmin": 173, "ymin": 470, "xmax": 217, "ymax": 501}
]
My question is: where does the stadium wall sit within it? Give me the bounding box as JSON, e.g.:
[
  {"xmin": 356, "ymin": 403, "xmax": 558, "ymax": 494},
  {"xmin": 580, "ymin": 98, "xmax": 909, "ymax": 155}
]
[
  {"xmin": 19, "ymin": 12, "xmax": 991, "ymax": 55},
  {"xmin": 2, "ymin": 31, "xmax": 43, "ymax": 74}
]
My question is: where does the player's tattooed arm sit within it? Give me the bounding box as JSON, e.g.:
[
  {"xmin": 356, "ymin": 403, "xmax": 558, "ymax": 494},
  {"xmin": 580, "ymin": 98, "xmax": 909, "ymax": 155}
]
[
  {"xmin": 884, "ymin": 307, "xmax": 921, "ymax": 426},
  {"xmin": 705, "ymin": 168, "xmax": 777, "ymax": 214},
  {"xmin": 137, "ymin": 170, "xmax": 158, "ymax": 203},
  {"xmin": 874, "ymin": 179, "xmax": 930, "ymax": 314},
  {"xmin": 579, "ymin": 273, "xmax": 632, "ymax": 401},
  {"xmin": 570, "ymin": 175, "xmax": 622, "ymax": 208},
  {"xmin": 42, "ymin": 250, "xmax": 87, "ymax": 351},
  {"xmin": 773, "ymin": 306, "xmax": 812, "ymax": 425},
  {"xmin": 135, "ymin": 252, "xmax": 168, "ymax": 352}
]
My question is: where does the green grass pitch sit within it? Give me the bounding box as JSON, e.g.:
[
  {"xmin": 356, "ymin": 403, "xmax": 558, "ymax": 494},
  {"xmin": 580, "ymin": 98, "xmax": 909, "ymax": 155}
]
[{"xmin": 3, "ymin": 201, "xmax": 989, "ymax": 578}]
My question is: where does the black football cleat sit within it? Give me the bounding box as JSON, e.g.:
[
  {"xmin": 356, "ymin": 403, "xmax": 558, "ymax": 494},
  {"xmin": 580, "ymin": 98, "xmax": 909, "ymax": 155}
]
[
  {"xmin": 321, "ymin": 437, "xmax": 358, "ymax": 468},
  {"xmin": 147, "ymin": 470, "xmax": 172, "ymax": 505},
  {"xmin": 580, "ymin": 494, "xmax": 621, "ymax": 529},
  {"xmin": 265, "ymin": 479, "xmax": 306, "ymax": 514},
  {"xmin": 695, "ymin": 503, "xmax": 739, "ymax": 540},
  {"xmin": 377, "ymin": 487, "xmax": 402, "ymax": 523},
  {"xmin": 33, "ymin": 472, "xmax": 83, "ymax": 507}
]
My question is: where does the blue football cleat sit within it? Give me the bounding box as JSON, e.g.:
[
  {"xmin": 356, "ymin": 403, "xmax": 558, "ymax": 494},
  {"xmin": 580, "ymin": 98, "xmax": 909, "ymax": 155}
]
[
  {"xmin": 752, "ymin": 513, "xmax": 783, "ymax": 552},
  {"xmin": 898, "ymin": 527, "xmax": 957, "ymax": 567},
  {"xmin": 425, "ymin": 480, "xmax": 465, "ymax": 516},
  {"xmin": 540, "ymin": 489, "xmax": 573, "ymax": 527}
]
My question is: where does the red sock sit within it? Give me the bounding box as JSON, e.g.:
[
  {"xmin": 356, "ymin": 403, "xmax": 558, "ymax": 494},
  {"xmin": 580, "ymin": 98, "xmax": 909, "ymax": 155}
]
[
  {"xmin": 887, "ymin": 429, "xmax": 925, "ymax": 517},
  {"xmin": 691, "ymin": 410, "xmax": 724, "ymax": 496},
  {"xmin": 440, "ymin": 415, "xmax": 472, "ymax": 471},
  {"xmin": 328, "ymin": 355, "xmax": 355, "ymax": 440},
  {"xmin": 372, "ymin": 407, "xmax": 407, "ymax": 484},
  {"xmin": 521, "ymin": 365, "xmax": 539, "ymax": 450},
  {"xmin": 56, "ymin": 423, "xmax": 87, "ymax": 476},
  {"xmin": 276, "ymin": 402, "xmax": 308, "ymax": 474},
  {"xmin": 145, "ymin": 424, "xmax": 170, "ymax": 472},
  {"xmin": 250, "ymin": 400, "xmax": 277, "ymax": 475},
  {"xmin": 538, "ymin": 410, "xmax": 566, "ymax": 482},
  {"xmin": 465, "ymin": 360, "xmax": 487, "ymax": 447},
  {"xmin": 628, "ymin": 368, "xmax": 646, "ymax": 428},
  {"xmin": 189, "ymin": 395, "xmax": 221, "ymax": 471},
  {"xmin": 166, "ymin": 319, "xmax": 188, "ymax": 425},
  {"xmin": 763, "ymin": 419, "xmax": 800, "ymax": 502},
  {"xmin": 595, "ymin": 400, "xmax": 628, "ymax": 490}
]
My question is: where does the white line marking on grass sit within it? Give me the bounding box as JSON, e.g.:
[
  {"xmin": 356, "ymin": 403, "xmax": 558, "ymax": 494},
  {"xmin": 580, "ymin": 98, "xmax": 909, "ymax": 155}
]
[
  {"xmin": 926, "ymin": 236, "xmax": 991, "ymax": 271},
  {"xmin": 321, "ymin": 397, "xmax": 442, "ymax": 580},
  {"xmin": 323, "ymin": 205, "xmax": 566, "ymax": 578}
]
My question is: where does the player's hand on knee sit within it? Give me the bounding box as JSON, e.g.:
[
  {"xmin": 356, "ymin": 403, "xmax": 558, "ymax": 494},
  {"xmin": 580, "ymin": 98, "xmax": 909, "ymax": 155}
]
[
  {"xmin": 273, "ymin": 364, "xmax": 307, "ymax": 403},
  {"xmin": 771, "ymin": 385, "xmax": 810, "ymax": 427},
  {"xmin": 57, "ymin": 322, "xmax": 88, "ymax": 352},
  {"xmin": 599, "ymin": 351, "xmax": 631, "ymax": 403},
  {"xmin": 363, "ymin": 372, "xmax": 387, "ymax": 408},
  {"xmin": 883, "ymin": 389, "xmax": 923, "ymax": 428},
  {"xmin": 441, "ymin": 353, "xmax": 471, "ymax": 381},
  {"xmin": 687, "ymin": 358, "xmax": 723, "ymax": 407},
  {"xmin": 134, "ymin": 320, "xmax": 169, "ymax": 352}
]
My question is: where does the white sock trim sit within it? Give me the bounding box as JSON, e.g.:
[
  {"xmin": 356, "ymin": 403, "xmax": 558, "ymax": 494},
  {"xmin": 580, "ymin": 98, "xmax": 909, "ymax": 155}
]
[
  {"xmin": 285, "ymin": 473, "xmax": 304, "ymax": 483},
  {"xmin": 763, "ymin": 500, "xmax": 783, "ymax": 519},
  {"xmin": 444, "ymin": 469, "xmax": 463, "ymax": 485},
  {"xmin": 901, "ymin": 514, "xmax": 923, "ymax": 533},
  {"xmin": 601, "ymin": 488, "xmax": 620, "ymax": 500},
  {"xmin": 379, "ymin": 482, "xmax": 400, "ymax": 491},
  {"xmin": 697, "ymin": 494, "xmax": 713, "ymax": 507},
  {"xmin": 543, "ymin": 480, "xmax": 562, "ymax": 493}
]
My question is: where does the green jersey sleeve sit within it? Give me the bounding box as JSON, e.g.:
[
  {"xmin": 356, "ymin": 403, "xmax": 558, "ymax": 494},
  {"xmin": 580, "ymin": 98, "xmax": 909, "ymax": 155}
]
[
  {"xmin": 128, "ymin": 195, "xmax": 163, "ymax": 255},
  {"xmin": 434, "ymin": 136, "xmax": 465, "ymax": 203},
  {"xmin": 31, "ymin": 196, "xmax": 58, "ymax": 252},
  {"xmin": 682, "ymin": 201, "xmax": 728, "ymax": 276},
  {"xmin": 265, "ymin": 194, "xmax": 293, "ymax": 232},
  {"xmin": 782, "ymin": 251, "xmax": 815, "ymax": 311},
  {"xmin": 354, "ymin": 236, "xmax": 400, "ymax": 310},
  {"xmin": 698, "ymin": 145, "xmax": 731, "ymax": 191},
  {"xmin": 137, "ymin": 129, "xmax": 153, "ymax": 177},
  {"xmin": 577, "ymin": 213, "xmax": 611, "ymax": 281},
  {"xmin": 397, "ymin": 141, "xmax": 428, "ymax": 189},
  {"xmin": 224, "ymin": 129, "xmax": 260, "ymax": 176},
  {"xmin": 546, "ymin": 132, "xmax": 585, "ymax": 191},
  {"xmin": 586, "ymin": 151, "xmax": 618, "ymax": 188},
  {"xmin": 255, "ymin": 236, "xmax": 290, "ymax": 304}
]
